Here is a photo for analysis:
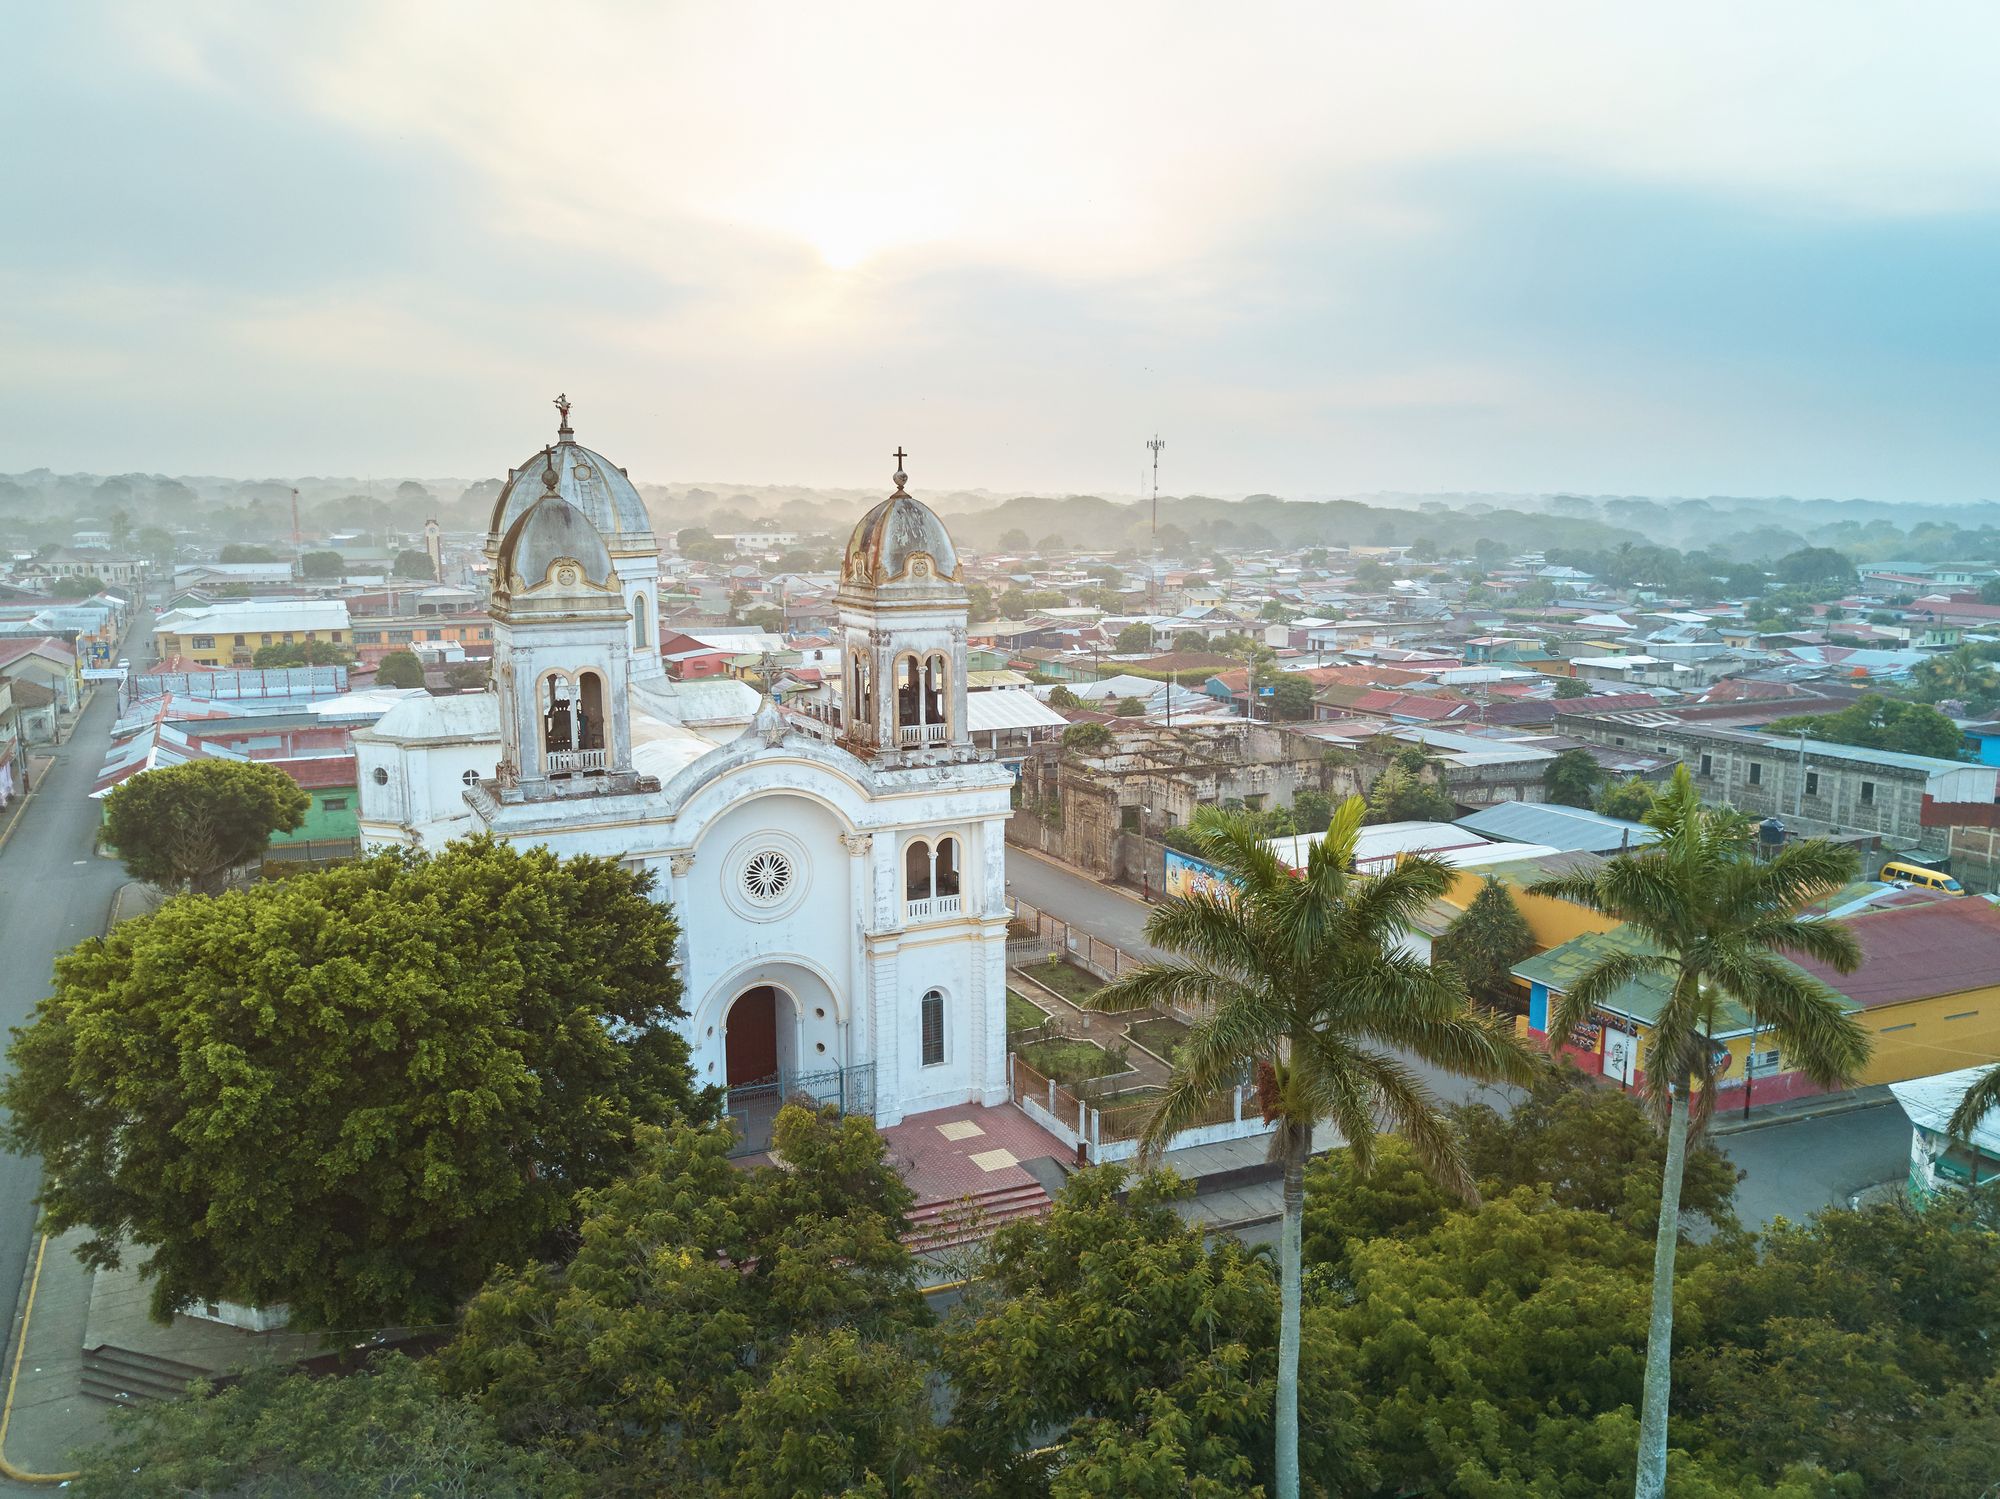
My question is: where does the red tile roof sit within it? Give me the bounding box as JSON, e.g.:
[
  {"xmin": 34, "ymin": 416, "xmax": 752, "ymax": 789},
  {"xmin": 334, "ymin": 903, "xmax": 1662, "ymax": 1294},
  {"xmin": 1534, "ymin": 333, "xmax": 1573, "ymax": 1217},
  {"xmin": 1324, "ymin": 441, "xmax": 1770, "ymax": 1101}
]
[
  {"xmin": 1790, "ymin": 898, "xmax": 2000, "ymax": 1008},
  {"xmin": 276, "ymin": 755, "xmax": 358, "ymax": 791}
]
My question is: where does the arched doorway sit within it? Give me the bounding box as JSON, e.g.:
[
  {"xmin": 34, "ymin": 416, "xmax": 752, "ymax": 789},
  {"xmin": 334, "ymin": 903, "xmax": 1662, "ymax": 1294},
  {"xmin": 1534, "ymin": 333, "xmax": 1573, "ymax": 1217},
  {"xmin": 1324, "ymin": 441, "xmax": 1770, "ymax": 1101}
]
[{"xmin": 725, "ymin": 985, "xmax": 783, "ymax": 1087}]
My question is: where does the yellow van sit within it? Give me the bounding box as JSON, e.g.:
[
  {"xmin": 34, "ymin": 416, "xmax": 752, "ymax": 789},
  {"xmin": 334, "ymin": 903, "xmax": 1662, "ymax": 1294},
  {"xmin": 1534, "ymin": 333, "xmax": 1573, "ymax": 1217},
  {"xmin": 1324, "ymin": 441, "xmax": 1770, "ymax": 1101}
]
[{"xmin": 1879, "ymin": 860, "xmax": 1966, "ymax": 895}]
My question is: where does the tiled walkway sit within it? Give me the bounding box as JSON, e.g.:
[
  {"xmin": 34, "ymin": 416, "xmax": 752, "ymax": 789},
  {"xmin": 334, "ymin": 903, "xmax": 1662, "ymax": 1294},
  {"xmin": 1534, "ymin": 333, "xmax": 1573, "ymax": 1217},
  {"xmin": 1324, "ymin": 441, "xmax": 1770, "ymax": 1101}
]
[{"xmin": 877, "ymin": 1102, "xmax": 1071, "ymax": 1207}]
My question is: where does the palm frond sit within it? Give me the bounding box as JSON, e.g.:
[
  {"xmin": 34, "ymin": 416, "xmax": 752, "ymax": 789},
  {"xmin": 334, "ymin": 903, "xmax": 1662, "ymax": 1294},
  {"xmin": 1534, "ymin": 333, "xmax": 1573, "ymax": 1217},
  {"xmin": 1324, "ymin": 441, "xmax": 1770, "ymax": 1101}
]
[
  {"xmin": 1547, "ymin": 950, "xmax": 1676, "ymax": 1041},
  {"xmin": 1139, "ymin": 888, "xmax": 1260, "ymax": 975},
  {"xmin": 1706, "ymin": 949, "xmax": 1870, "ymax": 1090},
  {"xmin": 1737, "ymin": 916, "xmax": 1862, "ymax": 974},
  {"xmin": 1339, "ymin": 1046, "xmax": 1478, "ymax": 1203},
  {"xmin": 1946, "ymin": 1065, "xmax": 2000, "ymax": 1144}
]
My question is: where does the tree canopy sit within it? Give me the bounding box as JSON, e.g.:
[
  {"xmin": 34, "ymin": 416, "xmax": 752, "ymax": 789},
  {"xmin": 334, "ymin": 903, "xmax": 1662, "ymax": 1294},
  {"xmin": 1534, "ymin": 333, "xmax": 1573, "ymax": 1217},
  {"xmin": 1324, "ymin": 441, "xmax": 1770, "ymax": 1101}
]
[
  {"xmin": 1542, "ymin": 746, "xmax": 1606, "ymax": 808},
  {"xmin": 1768, "ymin": 694, "xmax": 1965, "ymax": 759},
  {"xmin": 440, "ymin": 1107, "xmax": 930, "ymax": 1496},
  {"xmin": 1114, "ymin": 621, "xmax": 1156, "ymax": 653},
  {"xmin": 99, "ymin": 759, "xmax": 309, "ymax": 893},
  {"xmin": 3, "ymin": 836, "xmax": 705, "ymax": 1328},
  {"xmin": 1362, "ymin": 761, "xmax": 1456, "ymax": 824},
  {"xmin": 1431, "ymin": 874, "xmax": 1535, "ymax": 1002},
  {"xmin": 375, "ymin": 649, "xmax": 426, "ymax": 688}
]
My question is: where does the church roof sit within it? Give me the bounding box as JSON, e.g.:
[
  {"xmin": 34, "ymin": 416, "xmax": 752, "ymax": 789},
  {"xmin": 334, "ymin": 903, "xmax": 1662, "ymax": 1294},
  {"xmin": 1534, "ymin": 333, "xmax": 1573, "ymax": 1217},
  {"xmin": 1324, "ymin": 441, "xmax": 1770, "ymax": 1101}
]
[
  {"xmin": 498, "ymin": 489, "xmax": 617, "ymax": 590},
  {"xmin": 841, "ymin": 460, "xmax": 961, "ymax": 587},
  {"xmin": 488, "ymin": 401, "xmax": 652, "ymax": 549}
]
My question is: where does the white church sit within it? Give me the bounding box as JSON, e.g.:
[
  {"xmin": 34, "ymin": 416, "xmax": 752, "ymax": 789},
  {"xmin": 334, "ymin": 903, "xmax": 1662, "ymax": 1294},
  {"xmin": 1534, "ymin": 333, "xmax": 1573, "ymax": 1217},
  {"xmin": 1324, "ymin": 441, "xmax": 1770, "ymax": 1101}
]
[{"xmin": 354, "ymin": 406, "xmax": 1014, "ymax": 1126}]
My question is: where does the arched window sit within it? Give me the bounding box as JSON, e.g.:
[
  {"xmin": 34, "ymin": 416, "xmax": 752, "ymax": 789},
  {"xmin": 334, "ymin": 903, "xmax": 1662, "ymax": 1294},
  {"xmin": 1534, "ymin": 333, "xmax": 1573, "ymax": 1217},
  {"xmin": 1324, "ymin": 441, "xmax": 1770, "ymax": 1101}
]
[
  {"xmin": 924, "ymin": 652, "xmax": 948, "ymax": 730},
  {"xmin": 632, "ymin": 592, "xmax": 650, "ymax": 650},
  {"xmin": 852, "ymin": 653, "xmax": 871, "ymax": 728},
  {"xmin": 543, "ymin": 674, "xmax": 576, "ymax": 756},
  {"xmin": 904, "ymin": 836, "xmax": 962, "ymax": 914},
  {"xmin": 897, "ymin": 654, "xmax": 921, "ymax": 729},
  {"xmin": 577, "ymin": 671, "xmax": 606, "ymax": 753},
  {"xmin": 920, "ymin": 988, "xmax": 945, "ymax": 1067}
]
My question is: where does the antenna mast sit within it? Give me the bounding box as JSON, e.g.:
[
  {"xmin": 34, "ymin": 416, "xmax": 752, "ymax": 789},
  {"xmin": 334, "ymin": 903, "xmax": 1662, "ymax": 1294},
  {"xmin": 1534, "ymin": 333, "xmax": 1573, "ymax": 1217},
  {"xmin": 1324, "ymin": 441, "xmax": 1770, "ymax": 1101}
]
[{"xmin": 1147, "ymin": 434, "xmax": 1165, "ymax": 536}]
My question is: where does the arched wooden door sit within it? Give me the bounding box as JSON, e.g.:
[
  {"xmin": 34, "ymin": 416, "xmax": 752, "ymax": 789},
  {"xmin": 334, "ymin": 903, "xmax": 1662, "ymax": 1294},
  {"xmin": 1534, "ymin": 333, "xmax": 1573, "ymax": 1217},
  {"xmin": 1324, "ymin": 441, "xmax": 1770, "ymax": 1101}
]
[{"xmin": 725, "ymin": 986, "xmax": 780, "ymax": 1087}]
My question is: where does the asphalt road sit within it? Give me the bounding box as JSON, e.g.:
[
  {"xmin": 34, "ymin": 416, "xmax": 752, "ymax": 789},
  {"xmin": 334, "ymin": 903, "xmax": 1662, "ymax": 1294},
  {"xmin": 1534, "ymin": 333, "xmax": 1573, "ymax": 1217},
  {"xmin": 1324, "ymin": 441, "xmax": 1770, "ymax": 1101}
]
[
  {"xmin": 1719, "ymin": 1101, "xmax": 1911, "ymax": 1230},
  {"xmin": 1003, "ymin": 841, "xmax": 1914, "ymax": 1224},
  {"xmin": 0, "ymin": 630, "xmax": 139, "ymax": 1329}
]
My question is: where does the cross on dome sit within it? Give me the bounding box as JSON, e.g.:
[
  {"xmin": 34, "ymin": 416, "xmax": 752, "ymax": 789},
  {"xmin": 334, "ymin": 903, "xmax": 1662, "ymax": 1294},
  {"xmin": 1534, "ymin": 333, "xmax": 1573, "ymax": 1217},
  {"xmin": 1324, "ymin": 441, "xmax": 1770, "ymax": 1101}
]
[{"xmin": 892, "ymin": 446, "xmax": 909, "ymax": 493}]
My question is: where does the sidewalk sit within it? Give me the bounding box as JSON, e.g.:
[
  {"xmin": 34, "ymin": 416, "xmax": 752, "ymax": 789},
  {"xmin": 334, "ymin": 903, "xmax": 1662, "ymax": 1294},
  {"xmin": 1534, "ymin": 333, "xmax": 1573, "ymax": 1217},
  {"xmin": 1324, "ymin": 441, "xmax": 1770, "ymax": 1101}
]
[{"xmin": 1708, "ymin": 1082, "xmax": 1894, "ymax": 1136}]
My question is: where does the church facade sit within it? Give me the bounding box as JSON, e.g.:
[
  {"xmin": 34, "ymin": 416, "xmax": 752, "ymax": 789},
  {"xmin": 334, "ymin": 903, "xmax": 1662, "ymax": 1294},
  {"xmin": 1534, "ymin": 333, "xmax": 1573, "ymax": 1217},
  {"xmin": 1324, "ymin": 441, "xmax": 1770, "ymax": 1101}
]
[{"xmin": 354, "ymin": 411, "xmax": 1014, "ymax": 1125}]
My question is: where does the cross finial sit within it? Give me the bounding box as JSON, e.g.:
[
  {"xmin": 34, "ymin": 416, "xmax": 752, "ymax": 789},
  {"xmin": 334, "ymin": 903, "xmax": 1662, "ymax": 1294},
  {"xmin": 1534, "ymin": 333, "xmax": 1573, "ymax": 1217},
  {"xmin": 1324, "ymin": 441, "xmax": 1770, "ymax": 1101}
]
[
  {"xmin": 553, "ymin": 392, "xmax": 573, "ymax": 436},
  {"xmin": 891, "ymin": 446, "xmax": 909, "ymax": 492}
]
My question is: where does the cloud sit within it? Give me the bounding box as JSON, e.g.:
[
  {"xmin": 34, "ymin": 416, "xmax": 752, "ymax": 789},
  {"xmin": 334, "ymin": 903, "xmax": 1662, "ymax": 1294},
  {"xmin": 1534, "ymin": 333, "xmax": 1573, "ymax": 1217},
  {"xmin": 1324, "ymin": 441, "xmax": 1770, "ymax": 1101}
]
[{"xmin": 4, "ymin": 3, "xmax": 2000, "ymax": 498}]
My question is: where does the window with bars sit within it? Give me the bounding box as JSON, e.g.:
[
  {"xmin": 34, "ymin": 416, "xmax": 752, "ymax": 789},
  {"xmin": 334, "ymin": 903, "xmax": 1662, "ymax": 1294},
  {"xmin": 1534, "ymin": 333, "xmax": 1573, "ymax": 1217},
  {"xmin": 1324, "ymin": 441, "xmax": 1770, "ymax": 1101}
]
[{"xmin": 921, "ymin": 989, "xmax": 945, "ymax": 1066}]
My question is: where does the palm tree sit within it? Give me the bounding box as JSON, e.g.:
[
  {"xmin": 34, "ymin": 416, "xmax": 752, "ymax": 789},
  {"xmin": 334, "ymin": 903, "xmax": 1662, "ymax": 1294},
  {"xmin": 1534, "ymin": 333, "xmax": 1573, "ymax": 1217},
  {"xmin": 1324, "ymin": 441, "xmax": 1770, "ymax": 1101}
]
[
  {"xmin": 1947, "ymin": 1065, "xmax": 2000, "ymax": 1189},
  {"xmin": 1527, "ymin": 765, "xmax": 1869, "ymax": 1499},
  {"xmin": 1090, "ymin": 798, "xmax": 1536, "ymax": 1499}
]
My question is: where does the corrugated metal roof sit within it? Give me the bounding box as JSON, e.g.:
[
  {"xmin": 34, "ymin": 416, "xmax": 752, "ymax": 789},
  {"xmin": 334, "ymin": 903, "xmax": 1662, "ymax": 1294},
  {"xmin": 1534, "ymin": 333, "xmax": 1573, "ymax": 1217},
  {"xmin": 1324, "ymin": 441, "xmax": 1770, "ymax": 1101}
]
[
  {"xmin": 965, "ymin": 688, "xmax": 1067, "ymax": 733},
  {"xmin": 1457, "ymin": 801, "xmax": 1659, "ymax": 854}
]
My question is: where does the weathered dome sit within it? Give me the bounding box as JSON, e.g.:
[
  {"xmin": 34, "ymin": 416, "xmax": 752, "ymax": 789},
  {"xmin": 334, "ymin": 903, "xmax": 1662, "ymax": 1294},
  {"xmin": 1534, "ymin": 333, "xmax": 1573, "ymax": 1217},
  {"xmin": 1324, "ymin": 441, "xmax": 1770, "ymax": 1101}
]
[
  {"xmin": 488, "ymin": 415, "xmax": 652, "ymax": 551},
  {"xmin": 498, "ymin": 489, "xmax": 617, "ymax": 590},
  {"xmin": 841, "ymin": 479, "xmax": 961, "ymax": 587}
]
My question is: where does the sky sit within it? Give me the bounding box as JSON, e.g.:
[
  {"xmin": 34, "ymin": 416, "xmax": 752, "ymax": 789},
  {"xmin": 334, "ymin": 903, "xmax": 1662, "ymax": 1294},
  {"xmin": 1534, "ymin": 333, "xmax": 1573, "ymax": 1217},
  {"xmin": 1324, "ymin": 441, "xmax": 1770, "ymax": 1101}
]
[{"xmin": 4, "ymin": 2, "xmax": 1999, "ymax": 501}]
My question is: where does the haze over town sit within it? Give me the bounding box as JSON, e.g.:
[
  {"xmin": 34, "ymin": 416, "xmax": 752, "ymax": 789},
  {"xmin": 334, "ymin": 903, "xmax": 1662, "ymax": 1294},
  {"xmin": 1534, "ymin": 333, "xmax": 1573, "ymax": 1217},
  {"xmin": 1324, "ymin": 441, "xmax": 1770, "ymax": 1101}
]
[{"xmin": 7, "ymin": 3, "xmax": 2000, "ymax": 498}]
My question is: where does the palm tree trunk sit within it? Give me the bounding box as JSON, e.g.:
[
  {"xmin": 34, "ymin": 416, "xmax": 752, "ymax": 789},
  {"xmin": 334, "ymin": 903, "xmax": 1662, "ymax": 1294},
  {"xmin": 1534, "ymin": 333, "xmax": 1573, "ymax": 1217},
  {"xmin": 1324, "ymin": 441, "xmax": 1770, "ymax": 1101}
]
[
  {"xmin": 1635, "ymin": 1080, "xmax": 1690, "ymax": 1499},
  {"xmin": 1274, "ymin": 1123, "xmax": 1306, "ymax": 1499}
]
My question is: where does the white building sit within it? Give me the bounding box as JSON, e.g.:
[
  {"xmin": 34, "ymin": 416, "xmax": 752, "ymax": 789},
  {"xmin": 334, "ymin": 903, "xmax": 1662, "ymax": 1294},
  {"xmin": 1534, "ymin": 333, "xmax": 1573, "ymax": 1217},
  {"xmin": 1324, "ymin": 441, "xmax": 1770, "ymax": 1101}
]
[{"xmin": 356, "ymin": 417, "xmax": 1012, "ymax": 1126}]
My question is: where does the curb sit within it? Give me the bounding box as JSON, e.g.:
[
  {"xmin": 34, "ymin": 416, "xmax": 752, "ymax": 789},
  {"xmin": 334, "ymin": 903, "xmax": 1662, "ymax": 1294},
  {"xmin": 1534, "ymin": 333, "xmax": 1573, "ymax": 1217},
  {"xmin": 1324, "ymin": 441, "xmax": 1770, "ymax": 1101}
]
[
  {"xmin": 1711, "ymin": 1090, "xmax": 1894, "ymax": 1137},
  {"xmin": 0, "ymin": 788, "xmax": 37, "ymax": 857},
  {"xmin": 1007, "ymin": 845, "xmax": 1154, "ymax": 914},
  {"xmin": 0, "ymin": 1237, "xmax": 79, "ymax": 1485}
]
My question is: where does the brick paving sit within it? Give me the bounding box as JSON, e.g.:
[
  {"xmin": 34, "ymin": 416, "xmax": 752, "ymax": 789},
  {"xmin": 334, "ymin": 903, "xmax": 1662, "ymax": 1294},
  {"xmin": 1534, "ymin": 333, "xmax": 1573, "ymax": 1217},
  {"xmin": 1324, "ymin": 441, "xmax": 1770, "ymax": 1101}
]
[{"xmin": 877, "ymin": 1102, "xmax": 1071, "ymax": 1208}]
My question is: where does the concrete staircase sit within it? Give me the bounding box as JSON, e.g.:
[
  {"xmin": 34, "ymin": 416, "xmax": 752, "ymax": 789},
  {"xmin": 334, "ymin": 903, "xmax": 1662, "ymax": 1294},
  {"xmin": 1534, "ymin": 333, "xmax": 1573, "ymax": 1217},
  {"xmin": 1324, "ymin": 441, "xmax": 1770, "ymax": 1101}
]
[
  {"xmin": 903, "ymin": 1181, "xmax": 1051, "ymax": 1254},
  {"xmin": 81, "ymin": 1344, "xmax": 213, "ymax": 1405}
]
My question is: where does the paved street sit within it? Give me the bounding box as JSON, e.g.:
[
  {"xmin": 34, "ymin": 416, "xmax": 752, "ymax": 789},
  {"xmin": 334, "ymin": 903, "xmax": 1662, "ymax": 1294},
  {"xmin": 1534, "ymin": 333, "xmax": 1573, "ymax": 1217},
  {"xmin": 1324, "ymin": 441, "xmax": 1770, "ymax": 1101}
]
[
  {"xmin": 1719, "ymin": 1101, "xmax": 1911, "ymax": 1230},
  {"xmin": 1004, "ymin": 839, "xmax": 1915, "ymax": 1225},
  {"xmin": 1005, "ymin": 845, "xmax": 1167, "ymax": 962},
  {"xmin": 0, "ymin": 629, "xmax": 138, "ymax": 1353}
]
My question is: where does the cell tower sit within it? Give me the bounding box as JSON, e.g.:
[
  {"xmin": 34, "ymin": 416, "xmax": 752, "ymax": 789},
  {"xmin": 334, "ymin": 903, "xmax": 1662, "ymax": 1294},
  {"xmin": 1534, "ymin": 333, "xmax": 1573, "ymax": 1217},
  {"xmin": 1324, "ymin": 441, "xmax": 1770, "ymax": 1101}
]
[{"xmin": 1147, "ymin": 433, "xmax": 1165, "ymax": 536}]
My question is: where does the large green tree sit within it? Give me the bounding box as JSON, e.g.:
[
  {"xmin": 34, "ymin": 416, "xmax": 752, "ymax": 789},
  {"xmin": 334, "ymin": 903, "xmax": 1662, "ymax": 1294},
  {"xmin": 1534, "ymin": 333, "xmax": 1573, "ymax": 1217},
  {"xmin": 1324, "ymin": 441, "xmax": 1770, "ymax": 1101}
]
[
  {"xmin": 99, "ymin": 759, "xmax": 309, "ymax": 894},
  {"xmin": 375, "ymin": 648, "xmax": 426, "ymax": 688},
  {"xmin": 1432, "ymin": 874, "xmax": 1535, "ymax": 1004},
  {"xmin": 1543, "ymin": 746, "xmax": 1607, "ymax": 808},
  {"xmin": 4, "ymin": 837, "xmax": 704, "ymax": 1328},
  {"xmin": 1087, "ymin": 801, "xmax": 1534, "ymax": 1498},
  {"xmin": 1768, "ymin": 693, "xmax": 1965, "ymax": 759},
  {"xmin": 441, "ymin": 1107, "xmax": 930, "ymax": 1497},
  {"xmin": 1362, "ymin": 761, "xmax": 1456, "ymax": 823},
  {"xmin": 1527, "ymin": 766, "xmax": 1869, "ymax": 1498},
  {"xmin": 943, "ymin": 1166, "xmax": 1368, "ymax": 1499}
]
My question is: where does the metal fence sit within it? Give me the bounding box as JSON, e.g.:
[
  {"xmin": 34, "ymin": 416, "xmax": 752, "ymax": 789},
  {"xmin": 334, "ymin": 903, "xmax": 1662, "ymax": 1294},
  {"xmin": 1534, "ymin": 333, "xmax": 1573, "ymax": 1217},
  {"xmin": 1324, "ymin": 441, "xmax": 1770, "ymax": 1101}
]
[
  {"xmin": 1005, "ymin": 895, "xmax": 1151, "ymax": 984},
  {"xmin": 724, "ymin": 1062, "xmax": 877, "ymax": 1157}
]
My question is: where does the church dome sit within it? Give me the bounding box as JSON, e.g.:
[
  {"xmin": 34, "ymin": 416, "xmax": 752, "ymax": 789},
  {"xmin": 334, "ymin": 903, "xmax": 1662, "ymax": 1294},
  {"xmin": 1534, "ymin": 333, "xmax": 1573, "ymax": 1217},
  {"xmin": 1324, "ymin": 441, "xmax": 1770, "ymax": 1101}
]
[
  {"xmin": 841, "ymin": 458, "xmax": 961, "ymax": 586},
  {"xmin": 498, "ymin": 482, "xmax": 617, "ymax": 591},
  {"xmin": 488, "ymin": 398, "xmax": 653, "ymax": 551}
]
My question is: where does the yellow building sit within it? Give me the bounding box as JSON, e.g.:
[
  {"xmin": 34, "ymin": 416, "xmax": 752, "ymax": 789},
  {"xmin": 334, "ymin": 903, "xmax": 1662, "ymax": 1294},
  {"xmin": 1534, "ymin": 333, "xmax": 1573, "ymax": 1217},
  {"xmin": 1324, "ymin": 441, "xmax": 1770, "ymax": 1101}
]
[
  {"xmin": 153, "ymin": 600, "xmax": 351, "ymax": 667},
  {"xmin": 1511, "ymin": 894, "xmax": 2000, "ymax": 1107}
]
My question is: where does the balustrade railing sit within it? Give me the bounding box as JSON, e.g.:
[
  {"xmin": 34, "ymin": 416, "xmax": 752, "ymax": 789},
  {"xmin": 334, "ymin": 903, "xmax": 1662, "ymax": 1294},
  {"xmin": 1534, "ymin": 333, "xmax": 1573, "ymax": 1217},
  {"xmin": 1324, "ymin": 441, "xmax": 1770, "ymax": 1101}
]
[
  {"xmin": 898, "ymin": 722, "xmax": 949, "ymax": 745},
  {"xmin": 905, "ymin": 893, "xmax": 964, "ymax": 923},
  {"xmin": 546, "ymin": 748, "xmax": 609, "ymax": 773}
]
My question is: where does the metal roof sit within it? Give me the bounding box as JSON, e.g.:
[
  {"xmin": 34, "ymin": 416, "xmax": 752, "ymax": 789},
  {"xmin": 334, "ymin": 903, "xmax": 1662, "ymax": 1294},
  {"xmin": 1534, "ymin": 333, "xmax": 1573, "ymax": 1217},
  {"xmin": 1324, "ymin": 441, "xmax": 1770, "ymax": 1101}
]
[{"xmin": 1456, "ymin": 801, "xmax": 1660, "ymax": 854}]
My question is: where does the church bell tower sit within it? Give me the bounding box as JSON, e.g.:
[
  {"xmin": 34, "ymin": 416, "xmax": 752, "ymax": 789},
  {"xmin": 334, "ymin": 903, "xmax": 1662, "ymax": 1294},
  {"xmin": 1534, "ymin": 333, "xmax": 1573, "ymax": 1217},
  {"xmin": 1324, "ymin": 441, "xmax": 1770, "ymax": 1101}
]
[{"xmin": 835, "ymin": 451, "xmax": 972, "ymax": 762}]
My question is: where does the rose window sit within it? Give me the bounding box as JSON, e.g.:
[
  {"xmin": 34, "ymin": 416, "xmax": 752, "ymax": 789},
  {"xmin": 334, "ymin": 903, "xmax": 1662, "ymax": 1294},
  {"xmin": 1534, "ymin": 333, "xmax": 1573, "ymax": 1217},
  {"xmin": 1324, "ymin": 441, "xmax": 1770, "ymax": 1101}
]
[{"xmin": 742, "ymin": 850, "xmax": 793, "ymax": 904}]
